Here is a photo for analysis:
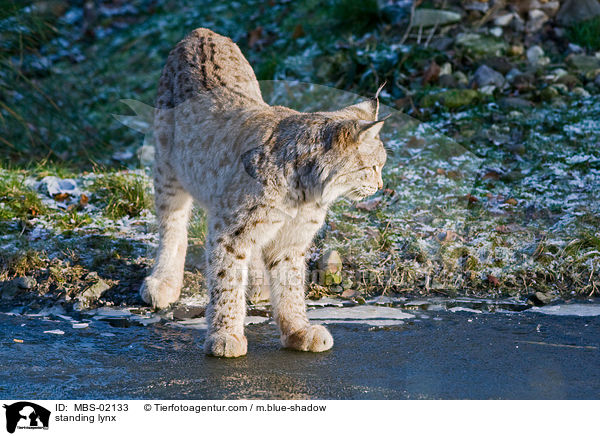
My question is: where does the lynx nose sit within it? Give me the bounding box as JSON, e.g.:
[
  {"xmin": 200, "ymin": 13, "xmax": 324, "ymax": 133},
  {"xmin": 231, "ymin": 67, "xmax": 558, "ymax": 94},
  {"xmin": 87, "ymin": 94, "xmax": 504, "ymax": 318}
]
[{"xmin": 377, "ymin": 176, "xmax": 383, "ymax": 190}]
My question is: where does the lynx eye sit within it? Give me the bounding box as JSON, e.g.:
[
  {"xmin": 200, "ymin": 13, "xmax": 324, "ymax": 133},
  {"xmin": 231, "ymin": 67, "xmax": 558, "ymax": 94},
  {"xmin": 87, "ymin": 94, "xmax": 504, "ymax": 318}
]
[{"xmin": 372, "ymin": 165, "xmax": 378, "ymax": 173}]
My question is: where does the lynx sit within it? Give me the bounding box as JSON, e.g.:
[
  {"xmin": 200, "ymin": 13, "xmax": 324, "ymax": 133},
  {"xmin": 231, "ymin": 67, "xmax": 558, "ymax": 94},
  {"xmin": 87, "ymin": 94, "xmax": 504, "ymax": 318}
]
[{"xmin": 141, "ymin": 28, "xmax": 387, "ymax": 357}]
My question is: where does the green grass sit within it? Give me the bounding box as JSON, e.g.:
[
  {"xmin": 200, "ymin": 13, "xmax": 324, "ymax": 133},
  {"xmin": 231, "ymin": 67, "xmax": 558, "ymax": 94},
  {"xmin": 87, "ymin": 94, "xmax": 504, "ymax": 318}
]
[
  {"xmin": 90, "ymin": 172, "xmax": 152, "ymax": 219},
  {"xmin": 567, "ymin": 17, "xmax": 600, "ymax": 51},
  {"xmin": 0, "ymin": 170, "xmax": 46, "ymax": 220}
]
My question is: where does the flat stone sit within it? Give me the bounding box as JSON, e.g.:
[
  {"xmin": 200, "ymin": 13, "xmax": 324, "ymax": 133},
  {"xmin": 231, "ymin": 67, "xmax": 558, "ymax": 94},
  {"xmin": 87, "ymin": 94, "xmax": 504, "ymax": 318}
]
[
  {"xmin": 78, "ymin": 279, "xmax": 110, "ymax": 304},
  {"xmin": 568, "ymin": 54, "xmax": 600, "ymax": 72},
  {"xmin": 494, "ymin": 13, "xmax": 515, "ymax": 27},
  {"xmin": 412, "ymin": 8, "xmax": 461, "ymax": 27},
  {"xmin": 498, "ymin": 97, "xmax": 534, "ymax": 109},
  {"xmin": 455, "ymin": 33, "xmax": 507, "ymax": 58}
]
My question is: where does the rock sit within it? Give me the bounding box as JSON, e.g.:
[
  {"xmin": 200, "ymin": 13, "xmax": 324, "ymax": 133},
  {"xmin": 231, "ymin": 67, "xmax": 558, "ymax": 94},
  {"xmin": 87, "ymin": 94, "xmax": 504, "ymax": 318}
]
[
  {"xmin": 527, "ymin": 45, "xmax": 549, "ymax": 66},
  {"xmin": 494, "ymin": 13, "xmax": 515, "ymax": 27},
  {"xmin": 39, "ymin": 176, "xmax": 81, "ymax": 200},
  {"xmin": 498, "ymin": 97, "xmax": 534, "ymax": 109},
  {"xmin": 455, "ymin": 33, "xmax": 507, "ymax": 58},
  {"xmin": 595, "ymin": 74, "xmax": 600, "ymax": 86},
  {"xmin": 173, "ymin": 306, "xmax": 205, "ymax": 320},
  {"xmin": 567, "ymin": 54, "xmax": 600, "ymax": 73},
  {"xmin": 572, "ymin": 87, "xmax": 591, "ymax": 98},
  {"xmin": 527, "ymin": 291, "xmax": 556, "ymax": 306},
  {"xmin": 553, "ymin": 83, "xmax": 569, "ymax": 94},
  {"xmin": 557, "ymin": 0, "xmax": 600, "ymax": 26},
  {"xmin": 556, "ymin": 73, "xmax": 580, "ymax": 89},
  {"xmin": 0, "ymin": 280, "xmax": 20, "ymax": 300},
  {"xmin": 438, "ymin": 74, "xmax": 457, "ymax": 88},
  {"xmin": 420, "ymin": 89, "xmax": 479, "ymax": 109},
  {"xmin": 506, "ymin": 68, "xmax": 523, "ymax": 83},
  {"xmin": 489, "ymin": 27, "xmax": 502, "ymax": 38},
  {"xmin": 540, "ymin": 86, "xmax": 560, "ymax": 101},
  {"xmin": 464, "ymin": 1, "xmax": 489, "ymax": 12},
  {"xmin": 551, "ymin": 68, "xmax": 569, "ymax": 79},
  {"xmin": 137, "ymin": 145, "xmax": 155, "ymax": 166},
  {"xmin": 412, "ymin": 8, "xmax": 462, "ymax": 27},
  {"xmin": 77, "ymin": 278, "xmax": 110, "ymax": 307},
  {"xmin": 512, "ymin": 73, "xmax": 535, "ymax": 91},
  {"xmin": 453, "ymin": 71, "xmax": 469, "ymax": 86},
  {"xmin": 479, "ymin": 85, "xmax": 496, "ymax": 95},
  {"xmin": 439, "ymin": 62, "xmax": 452, "ymax": 76},
  {"xmin": 472, "ymin": 65, "xmax": 506, "ymax": 88},
  {"xmin": 319, "ymin": 250, "xmax": 343, "ymax": 286},
  {"xmin": 484, "ymin": 56, "xmax": 514, "ymax": 74},
  {"xmin": 430, "ymin": 37, "xmax": 453, "ymax": 51},
  {"xmin": 539, "ymin": 1, "xmax": 561, "ymax": 17},
  {"xmin": 508, "ymin": 44, "xmax": 524, "ymax": 56},
  {"xmin": 526, "ymin": 9, "xmax": 549, "ymax": 33},
  {"xmin": 567, "ymin": 43, "xmax": 584, "ymax": 54},
  {"xmin": 15, "ymin": 276, "xmax": 36, "ymax": 289}
]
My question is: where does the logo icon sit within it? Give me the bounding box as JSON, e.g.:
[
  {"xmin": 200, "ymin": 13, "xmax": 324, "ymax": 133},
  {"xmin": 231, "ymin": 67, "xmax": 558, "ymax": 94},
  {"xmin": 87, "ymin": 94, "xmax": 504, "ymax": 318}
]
[{"xmin": 3, "ymin": 402, "xmax": 50, "ymax": 434}]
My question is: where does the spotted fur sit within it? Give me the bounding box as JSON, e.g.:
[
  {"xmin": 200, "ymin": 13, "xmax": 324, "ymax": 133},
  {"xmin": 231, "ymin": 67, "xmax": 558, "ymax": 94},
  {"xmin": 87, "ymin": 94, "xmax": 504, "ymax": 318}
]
[{"xmin": 141, "ymin": 28, "xmax": 387, "ymax": 357}]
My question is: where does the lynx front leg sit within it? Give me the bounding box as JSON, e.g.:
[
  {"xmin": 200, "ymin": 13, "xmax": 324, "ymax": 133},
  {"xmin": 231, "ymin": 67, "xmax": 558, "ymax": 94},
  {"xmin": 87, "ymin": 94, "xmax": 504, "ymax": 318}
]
[
  {"xmin": 204, "ymin": 229, "xmax": 251, "ymax": 358},
  {"xmin": 141, "ymin": 164, "xmax": 192, "ymax": 309},
  {"xmin": 264, "ymin": 209, "xmax": 333, "ymax": 352}
]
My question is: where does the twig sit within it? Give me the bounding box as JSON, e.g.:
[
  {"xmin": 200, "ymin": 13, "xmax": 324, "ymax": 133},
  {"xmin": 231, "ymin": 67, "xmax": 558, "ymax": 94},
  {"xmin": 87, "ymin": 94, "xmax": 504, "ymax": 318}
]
[{"xmin": 399, "ymin": 0, "xmax": 417, "ymax": 45}]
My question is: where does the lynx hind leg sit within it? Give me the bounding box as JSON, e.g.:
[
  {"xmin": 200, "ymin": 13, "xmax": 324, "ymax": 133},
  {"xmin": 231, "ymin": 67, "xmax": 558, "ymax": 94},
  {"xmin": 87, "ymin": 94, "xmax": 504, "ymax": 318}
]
[
  {"xmin": 247, "ymin": 249, "xmax": 270, "ymax": 304},
  {"xmin": 141, "ymin": 163, "xmax": 192, "ymax": 309}
]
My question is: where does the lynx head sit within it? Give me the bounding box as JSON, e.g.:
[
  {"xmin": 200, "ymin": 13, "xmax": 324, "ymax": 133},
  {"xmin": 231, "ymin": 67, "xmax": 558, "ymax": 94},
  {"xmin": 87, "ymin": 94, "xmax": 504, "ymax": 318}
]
[{"xmin": 317, "ymin": 93, "xmax": 388, "ymax": 203}]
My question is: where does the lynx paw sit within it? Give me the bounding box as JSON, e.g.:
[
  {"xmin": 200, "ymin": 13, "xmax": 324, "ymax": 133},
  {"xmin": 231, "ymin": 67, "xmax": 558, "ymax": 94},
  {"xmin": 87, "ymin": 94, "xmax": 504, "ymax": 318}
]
[
  {"xmin": 204, "ymin": 332, "xmax": 248, "ymax": 358},
  {"xmin": 140, "ymin": 276, "xmax": 181, "ymax": 309},
  {"xmin": 282, "ymin": 324, "xmax": 334, "ymax": 352}
]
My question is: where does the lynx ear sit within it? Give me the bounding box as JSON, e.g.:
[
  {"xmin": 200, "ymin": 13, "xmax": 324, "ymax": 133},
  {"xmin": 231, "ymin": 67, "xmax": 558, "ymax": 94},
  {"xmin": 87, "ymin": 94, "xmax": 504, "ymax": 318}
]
[
  {"xmin": 346, "ymin": 99, "xmax": 378, "ymax": 121},
  {"xmin": 357, "ymin": 115, "xmax": 389, "ymax": 142}
]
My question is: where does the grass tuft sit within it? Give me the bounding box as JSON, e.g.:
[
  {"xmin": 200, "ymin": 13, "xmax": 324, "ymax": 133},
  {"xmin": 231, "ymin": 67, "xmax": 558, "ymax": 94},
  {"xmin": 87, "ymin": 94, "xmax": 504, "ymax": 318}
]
[
  {"xmin": 567, "ymin": 17, "xmax": 600, "ymax": 51},
  {"xmin": 90, "ymin": 172, "xmax": 152, "ymax": 219}
]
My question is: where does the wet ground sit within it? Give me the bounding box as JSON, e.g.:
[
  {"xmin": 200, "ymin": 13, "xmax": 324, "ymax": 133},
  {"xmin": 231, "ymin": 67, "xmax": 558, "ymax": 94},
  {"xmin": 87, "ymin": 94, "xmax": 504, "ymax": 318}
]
[{"xmin": 1, "ymin": 299, "xmax": 599, "ymax": 399}]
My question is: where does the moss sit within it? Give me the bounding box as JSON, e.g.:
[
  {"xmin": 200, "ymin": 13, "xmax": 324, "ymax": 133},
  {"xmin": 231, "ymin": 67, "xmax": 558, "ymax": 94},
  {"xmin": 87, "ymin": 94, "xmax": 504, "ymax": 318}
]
[{"xmin": 420, "ymin": 89, "xmax": 480, "ymax": 109}]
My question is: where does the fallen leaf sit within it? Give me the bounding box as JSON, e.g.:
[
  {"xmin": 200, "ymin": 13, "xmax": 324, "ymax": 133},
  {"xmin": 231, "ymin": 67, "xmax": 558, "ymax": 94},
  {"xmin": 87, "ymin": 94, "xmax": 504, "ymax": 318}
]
[
  {"xmin": 247, "ymin": 26, "xmax": 263, "ymax": 49},
  {"xmin": 505, "ymin": 198, "xmax": 518, "ymax": 205},
  {"xmin": 487, "ymin": 275, "xmax": 500, "ymax": 287},
  {"xmin": 423, "ymin": 60, "xmax": 441, "ymax": 85},
  {"xmin": 13, "ymin": 339, "xmax": 23, "ymax": 343},
  {"xmin": 53, "ymin": 192, "xmax": 70, "ymax": 202},
  {"xmin": 405, "ymin": 135, "xmax": 425, "ymax": 148},
  {"xmin": 80, "ymin": 193, "xmax": 89, "ymax": 206},
  {"xmin": 341, "ymin": 288, "xmax": 358, "ymax": 298},
  {"xmin": 292, "ymin": 24, "xmax": 305, "ymax": 39},
  {"xmin": 465, "ymin": 194, "xmax": 479, "ymax": 203}
]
